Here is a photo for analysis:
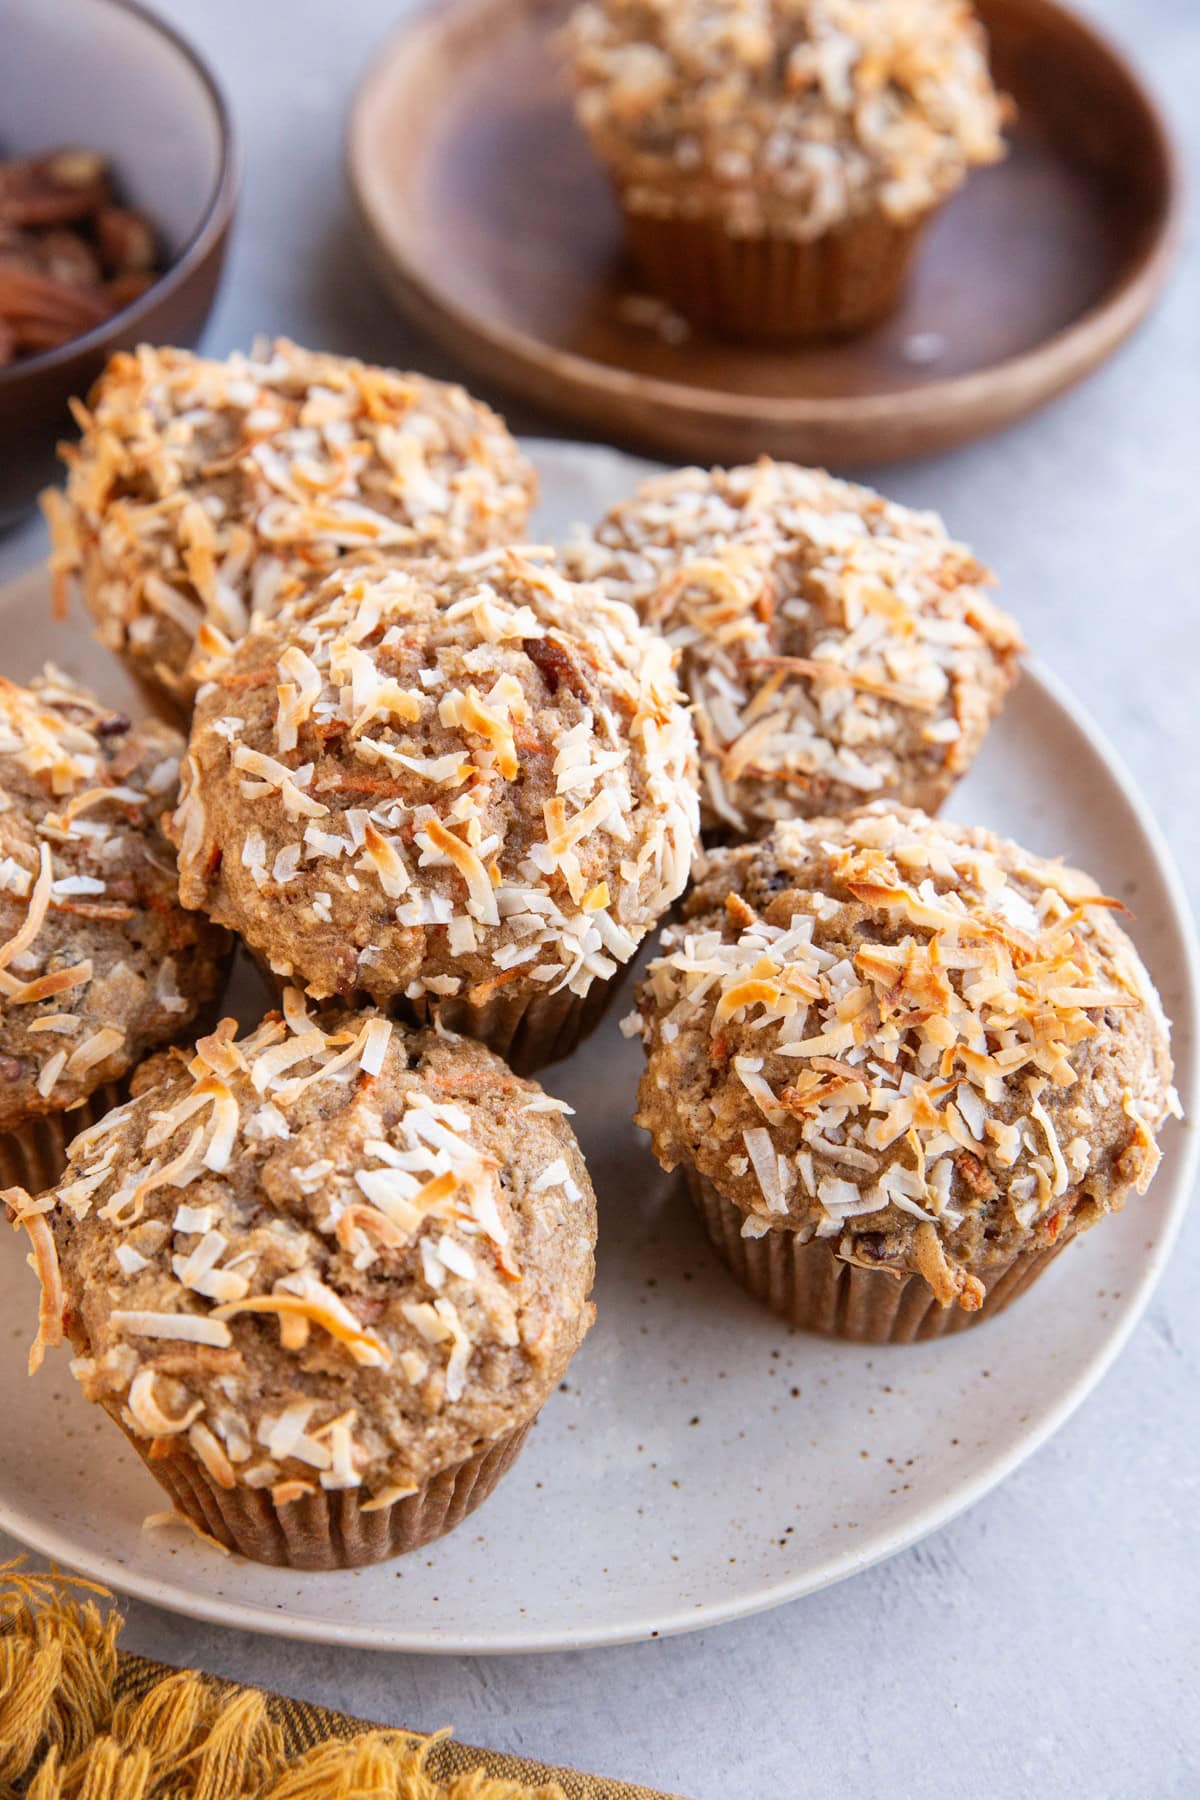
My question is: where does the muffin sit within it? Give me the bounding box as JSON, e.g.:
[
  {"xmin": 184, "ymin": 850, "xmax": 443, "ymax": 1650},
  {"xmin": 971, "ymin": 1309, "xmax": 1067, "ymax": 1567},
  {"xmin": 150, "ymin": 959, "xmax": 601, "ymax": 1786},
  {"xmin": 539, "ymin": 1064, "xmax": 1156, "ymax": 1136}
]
[
  {"xmin": 43, "ymin": 340, "xmax": 537, "ymax": 715},
  {"xmin": 565, "ymin": 0, "xmax": 1008, "ymax": 341},
  {"xmin": 633, "ymin": 806, "xmax": 1178, "ymax": 1342},
  {"xmin": 0, "ymin": 670, "xmax": 228, "ymax": 1195},
  {"xmin": 169, "ymin": 548, "xmax": 699, "ymax": 1073},
  {"xmin": 565, "ymin": 460, "xmax": 1022, "ymax": 840},
  {"xmin": 15, "ymin": 999, "xmax": 596, "ymax": 1567}
]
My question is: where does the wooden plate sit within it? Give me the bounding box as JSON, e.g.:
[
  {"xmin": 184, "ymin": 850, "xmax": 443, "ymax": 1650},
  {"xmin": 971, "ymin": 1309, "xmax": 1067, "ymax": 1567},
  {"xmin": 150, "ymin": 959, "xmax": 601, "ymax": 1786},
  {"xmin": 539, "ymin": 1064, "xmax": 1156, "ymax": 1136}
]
[{"xmin": 347, "ymin": 0, "xmax": 1180, "ymax": 466}]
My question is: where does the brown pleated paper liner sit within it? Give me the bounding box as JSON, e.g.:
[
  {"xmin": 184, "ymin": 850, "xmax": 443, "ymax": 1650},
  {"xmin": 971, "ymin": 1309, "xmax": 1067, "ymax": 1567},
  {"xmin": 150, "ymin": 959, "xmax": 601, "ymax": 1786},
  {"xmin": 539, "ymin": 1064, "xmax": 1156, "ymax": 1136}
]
[
  {"xmin": 405, "ymin": 968, "xmax": 620, "ymax": 1078},
  {"xmin": 0, "ymin": 1562, "xmax": 686, "ymax": 1798},
  {"xmin": 116, "ymin": 1415, "xmax": 533, "ymax": 1569},
  {"xmin": 620, "ymin": 201, "xmax": 929, "ymax": 344},
  {"xmin": 260, "ymin": 951, "xmax": 630, "ymax": 1078},
  {"xmin": 688, "ymin": 1169, "xmax": 1079, "ymax": 1344},
  {"xmin": 0, "ymin": 1080, "xmax": 127, "ymax": 1200},
  {"xmin": 401, "ymin": 951, "xmax": 633, "ymax": 1077}
]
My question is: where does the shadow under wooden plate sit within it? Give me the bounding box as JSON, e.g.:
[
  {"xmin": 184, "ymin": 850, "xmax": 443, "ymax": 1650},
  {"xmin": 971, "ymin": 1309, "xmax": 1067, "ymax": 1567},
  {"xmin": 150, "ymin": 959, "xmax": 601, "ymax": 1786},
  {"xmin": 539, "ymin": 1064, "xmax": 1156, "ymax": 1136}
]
[{"xmin": 347, "ymin": 0, "xmax": 1180, "ymax": 467}]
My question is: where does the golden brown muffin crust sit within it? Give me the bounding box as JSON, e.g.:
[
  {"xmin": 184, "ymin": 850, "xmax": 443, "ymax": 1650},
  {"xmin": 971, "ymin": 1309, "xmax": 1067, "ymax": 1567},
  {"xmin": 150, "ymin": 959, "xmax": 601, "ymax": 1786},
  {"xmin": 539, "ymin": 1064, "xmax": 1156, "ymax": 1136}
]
[
  {"xmin": 0, "ymin": 670, "xmax": 228, "ymax": 1130},
  {"xmin": 634, "ymin": 806, "xmax": 1177, "ymax": 1308},
  {"xmin": 566, "ymin": 0, "xmax": 1007, "ymax": 236},
  {"xmin": 170, "ymin": 548, "xmax": 699, "ymax": 1009},
  {"xmin": 45, "ymin": 340, "xmax": 537, "ymax": 706},
  {"xmin": 565, "ymin": 460, "xmax": 1022, "ymax": 839},
  {"xmin": 24, "ymin": 1003, "xmax": 595, "ymax": 1500}
]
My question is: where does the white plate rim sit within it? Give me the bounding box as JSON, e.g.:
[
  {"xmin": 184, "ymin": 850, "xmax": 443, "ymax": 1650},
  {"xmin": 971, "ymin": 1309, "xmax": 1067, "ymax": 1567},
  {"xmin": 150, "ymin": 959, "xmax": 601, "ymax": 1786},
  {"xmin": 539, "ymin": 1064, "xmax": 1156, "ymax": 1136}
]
[{"xmin": 0, "ymin": 469, "xmax": 1195, "ymax": 1653}]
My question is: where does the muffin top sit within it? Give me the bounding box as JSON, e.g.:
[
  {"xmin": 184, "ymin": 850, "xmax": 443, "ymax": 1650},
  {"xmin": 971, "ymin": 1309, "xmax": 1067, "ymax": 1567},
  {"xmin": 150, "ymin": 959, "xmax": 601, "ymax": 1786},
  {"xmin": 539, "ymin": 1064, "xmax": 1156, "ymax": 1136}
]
[
  {"xmin": 19, "ymin": 1001, "xmax": 595, "ymax": 1499},
  {"xmin": 0, "ymin": 670, "xmax": 227, "ymax": 1131},
  {"xmin": 45, "ymin": 340, "xmax": 537, "ymax": 705},
  {"xmin": 634, "ymin": 807, "xmax": 1177, "ymax": 1308},
  {"xmin": 565, "ymin": 460, "xmax": 1022, "ymax": 838},
  {"xmin": 565, "ymin": 0, "xmax": 1007, "ymax": 235},
  {"xmin": 170, "ymin": 548, "xmax": 699, "ymax": 1008}
]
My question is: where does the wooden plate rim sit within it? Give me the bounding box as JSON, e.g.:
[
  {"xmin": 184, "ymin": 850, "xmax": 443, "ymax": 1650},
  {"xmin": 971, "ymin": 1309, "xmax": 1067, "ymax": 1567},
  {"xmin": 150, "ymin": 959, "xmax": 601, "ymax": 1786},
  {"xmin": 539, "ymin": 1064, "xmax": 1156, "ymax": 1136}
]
[{"xmin": 346, "ymin": 0, "xmax": 1183, "ymax": 443}]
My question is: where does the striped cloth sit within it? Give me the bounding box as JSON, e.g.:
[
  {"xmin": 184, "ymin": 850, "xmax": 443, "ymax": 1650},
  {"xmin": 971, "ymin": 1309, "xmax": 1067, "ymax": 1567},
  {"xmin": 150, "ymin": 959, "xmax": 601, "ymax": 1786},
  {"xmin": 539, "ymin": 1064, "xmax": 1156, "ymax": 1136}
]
[{"xmin": 114, "ymin": 1651, "xmax": 682, "ymax": 1799}]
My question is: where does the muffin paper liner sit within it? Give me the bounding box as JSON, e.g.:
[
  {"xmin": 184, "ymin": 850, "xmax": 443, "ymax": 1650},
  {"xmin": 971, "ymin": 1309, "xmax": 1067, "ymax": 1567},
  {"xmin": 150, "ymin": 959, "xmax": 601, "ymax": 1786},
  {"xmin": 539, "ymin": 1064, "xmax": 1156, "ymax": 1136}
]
[
  {"xmin": 406, "ymin": 964, "xmax": 626, "ymax": 1078},
  {"xmin": 0, "ymin": 1081, "xmax": 128, "ymax": 1200},
  {"xmin": 687, "ymin": 1169, "xmax": 1079, "ymax": 1344},
  {"xmin": 261, "ymin": 946, "xmax": 629, "ymax": 1078},
  {"xmin": 620, "ymin": 202, "xmax": 930, "ymax": 344},
  {"xmin": 117, "ymin": 1414, "xmax": 534, "ymax": 1570}
]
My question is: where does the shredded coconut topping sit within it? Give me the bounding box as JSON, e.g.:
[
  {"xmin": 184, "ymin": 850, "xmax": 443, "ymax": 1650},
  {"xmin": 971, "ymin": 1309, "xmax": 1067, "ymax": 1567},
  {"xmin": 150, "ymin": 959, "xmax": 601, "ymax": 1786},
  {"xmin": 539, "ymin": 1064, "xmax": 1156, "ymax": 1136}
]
[
  {"xmin": 636, "ymin": 806, "xmax": 1178, "ymax": 1308},
  {"xmin": 44, "ymin": 339, "xmax": 538, "ymax": 704},
  {"xmin": 0, "ymin": 671, "xmax": 225, "ymax": 1124},
  {"xmin": 566, "ymin": 0, "xmax": 1008, "ymax": 238},
  {"xmin": 26, "ymin": 1000, "xmax": 595, "ymax": 1500},
  {"xmin": 565, "ymin": 459, "xmax": 1021, "ymax": 836},
  {"xmin": 172, "ymin": 547, "xmax": 699, "ymax": 1007}
]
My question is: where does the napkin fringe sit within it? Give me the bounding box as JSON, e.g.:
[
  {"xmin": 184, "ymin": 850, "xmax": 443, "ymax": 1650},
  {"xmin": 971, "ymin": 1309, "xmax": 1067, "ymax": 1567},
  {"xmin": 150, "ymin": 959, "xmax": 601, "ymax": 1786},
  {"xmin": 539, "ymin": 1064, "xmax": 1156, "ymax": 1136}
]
[{"xmin": 0, "ymin": 1559, "xmax": 573, "ymax": 1798}]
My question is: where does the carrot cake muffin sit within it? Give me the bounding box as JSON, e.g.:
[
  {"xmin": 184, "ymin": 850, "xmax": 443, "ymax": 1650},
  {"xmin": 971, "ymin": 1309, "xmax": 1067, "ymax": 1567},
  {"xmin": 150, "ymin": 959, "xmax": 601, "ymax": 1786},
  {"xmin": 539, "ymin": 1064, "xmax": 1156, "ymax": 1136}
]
[
  {"xmin": 13, "ymin": 998, "xmax": 595, "ymax": 1566},
  {"xmin": 565, "ymin": 460, "xmax": 1021, "ymax": 839},
  {"xmin": 44, "ymin": 340, "xmax": 537, "ymax": 712},
  {"xmin": 0, "ymin": 670, "xmax": 228, "ymax": 1194},
  {"xmin": 565, "ymin": 0, "xmax": 1008, "ymax": 340},
  {"xmin": 632, "ymin": 806, "xmax": 1178, "ymax": 1341},
  {"xmin": 169, "ymin": 548, "xmax": 699, "ymax": 1072}
]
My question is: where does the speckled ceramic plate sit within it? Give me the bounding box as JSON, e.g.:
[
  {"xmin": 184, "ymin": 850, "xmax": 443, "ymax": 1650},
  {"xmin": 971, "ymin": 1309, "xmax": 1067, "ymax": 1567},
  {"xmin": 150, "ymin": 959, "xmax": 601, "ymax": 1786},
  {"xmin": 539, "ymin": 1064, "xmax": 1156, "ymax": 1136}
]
[{"xmin": 0, "ymin": 440, "xmax": 1195, "ymax": 1653}]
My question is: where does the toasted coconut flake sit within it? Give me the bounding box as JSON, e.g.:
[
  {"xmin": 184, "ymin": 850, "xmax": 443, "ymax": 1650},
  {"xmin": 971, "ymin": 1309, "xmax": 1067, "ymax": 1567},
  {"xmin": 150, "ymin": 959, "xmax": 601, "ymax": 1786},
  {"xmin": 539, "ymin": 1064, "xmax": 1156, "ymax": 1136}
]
[
  {"xmin": 10, "ymin": 1199, "xmax": 65, "ymax": 1373},
  {"xmin": 0, "ymin": 959, "xmax": 93, "ymax": 1006},
  {"xmin": 419, "ymin": 817, "xmax": 499, "ymax": 927},
  {"xmin": 127, "ymin": 1367, "xmax": 205, "ymax": 1437},
  {"xmin": 272, "ymin": 1019, "xmax": 378, "ymax": 1104},
  {"xmin": 257, "ymin": 1397, "xmax": 331, "ymax": 1468},
  {"xmin": 202, "ymin": 1080, "xmax": 240, "ymax": 1172},
  {"xmin": 275, "ymin": 644, "xmax": 324, "ymax": 753},
  {"xmin": 36, "ymin": 1049, "xmax": 69, "ymax": 1099},
  {"xmin": 271, "ymin": 1479, "xmax": 317, "ymax": 1506},
  {"xmin": 318, "ymin": 1413, "xmax": 362, "ymax": 1489},
  {"xmin": 233, "ymin": 745, "xmax": 329, "ymax": 819},
  {"xmin": 212, "ymin": 1284, "xmax": 391, "ymax": 1367},
  {"xmin": 359, "ymin": 824, "xmax": 410, "ymax": 899},
  {"xmin": 100, "ymin": 1127, "xmax": 208, "ymax": 1227},
  {"xmin": 42, "ymin": 783, "xmax": 148, "ymax": 835},
  {"xmin": 444, "ymin": 684, "xmax": 519, "ymax": 777},
  {"xmin": 543, "ymin": 789, "xmax": 616, "ymax": 860},
  {"xmin": 143, "ymin": 1509, "xmax": 231, "ymax": 1554},
  {"xmin": 188, "ymin": 1419, "xmax": 238, "ymax": 1488},
  {"xmin": 359, "ymin": 1015, "xmax": 393, "ymax": 1076},
  {"xmin": 743, "ymin": 1127, "xmax": 786, "ymax": 1212},
  {"xmin": 250, "ymin": 1027, "xmax": 326, "ymax": 1093},
  {"xmin": 109, "ymin": 1310, "xmax": 234, "ymax": 1348},
  {"xmin": 0, "ymin": 841, "xmax": 52, "ymax": 972},
  {"xmin": 360, "ymin": 1481, "xmax": 420, "ymax": 1511},
  {"xmin": 64, "ymin": 1026, "xmax": 125, "ymax": 1078},
  {"xmin": 734, "ymin": 1058, "xmax": 787, "ymax": 1124}
]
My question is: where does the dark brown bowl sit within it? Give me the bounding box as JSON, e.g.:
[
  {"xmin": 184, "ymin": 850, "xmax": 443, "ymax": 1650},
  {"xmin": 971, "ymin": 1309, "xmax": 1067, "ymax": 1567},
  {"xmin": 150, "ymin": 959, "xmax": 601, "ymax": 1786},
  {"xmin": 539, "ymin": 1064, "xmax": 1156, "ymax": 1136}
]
[{"xmin": 0, "ymin": 0, "xmax": 237, "ymax": 528}]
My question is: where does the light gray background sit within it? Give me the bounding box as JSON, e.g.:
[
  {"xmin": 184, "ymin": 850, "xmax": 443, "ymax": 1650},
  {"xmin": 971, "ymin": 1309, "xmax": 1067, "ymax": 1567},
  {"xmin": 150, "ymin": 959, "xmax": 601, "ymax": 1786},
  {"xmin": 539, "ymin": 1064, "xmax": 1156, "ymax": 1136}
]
[{"xmin": 1, "ymin": 2, "xmax": 1197, "ymax": 1794}]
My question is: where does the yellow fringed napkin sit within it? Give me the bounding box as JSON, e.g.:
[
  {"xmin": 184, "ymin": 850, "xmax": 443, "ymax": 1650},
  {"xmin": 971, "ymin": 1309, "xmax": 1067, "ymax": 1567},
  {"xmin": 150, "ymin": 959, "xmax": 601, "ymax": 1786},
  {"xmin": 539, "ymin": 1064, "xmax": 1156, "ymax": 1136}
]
[{"xmin": 0, "ymin": 1563, "xmax": 683, "ymax": 1800}]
